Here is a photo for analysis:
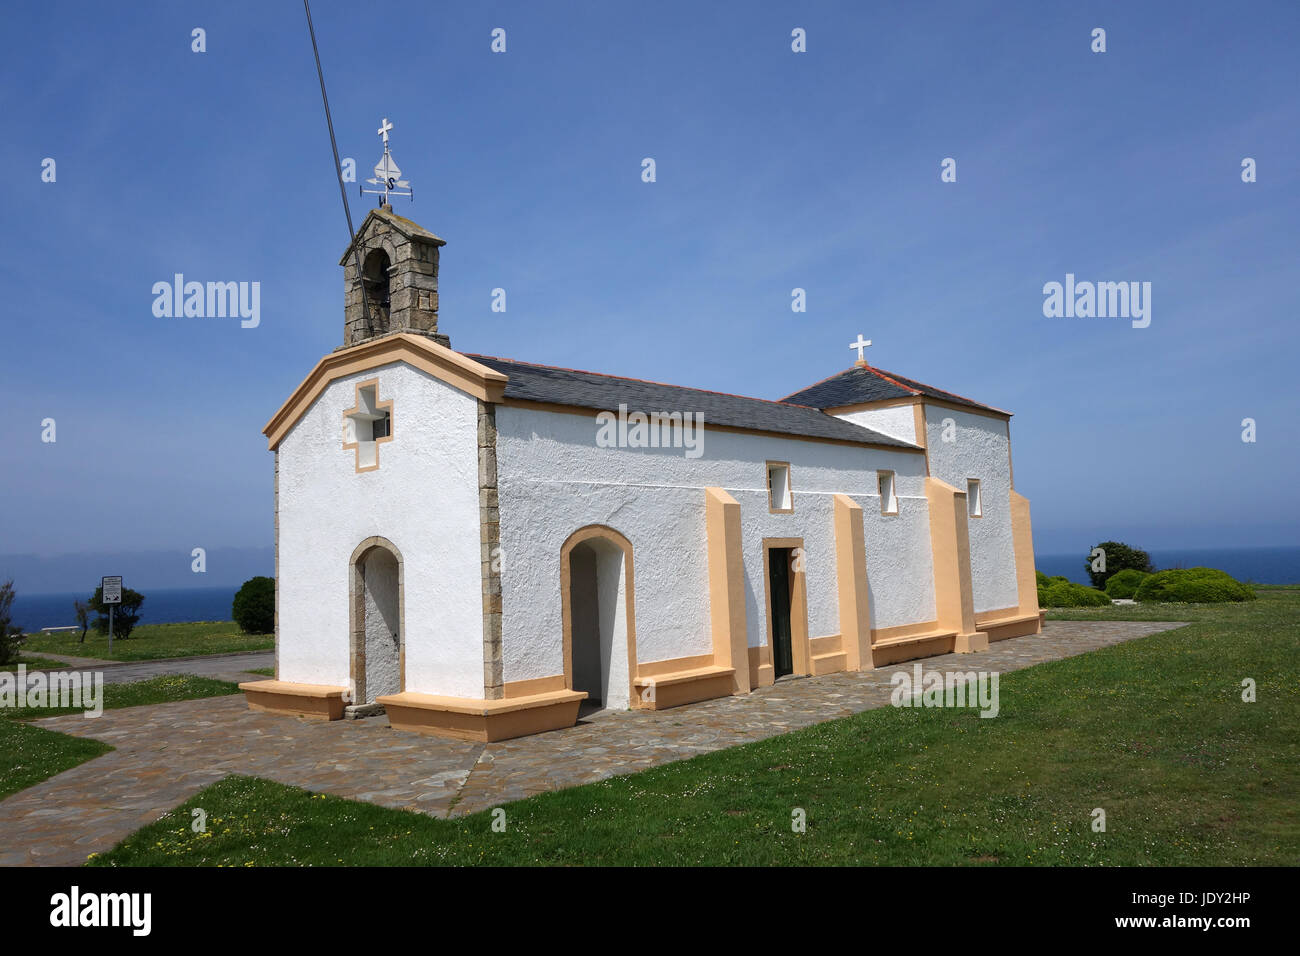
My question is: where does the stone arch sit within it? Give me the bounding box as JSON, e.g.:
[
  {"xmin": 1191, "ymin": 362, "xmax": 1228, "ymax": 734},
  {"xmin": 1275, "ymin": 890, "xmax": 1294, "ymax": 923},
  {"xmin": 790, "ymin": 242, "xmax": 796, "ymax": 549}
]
[
  {"xmin": 349, "ymin": 536, "xmax": 405, "ymax": 707},
  {"xmin": 361, "ymin": 246, "xmax": 393, "ymax": 332},
  {"xmin": 560, "ymin": 525, "xmax": 638, "ymax": 710}
]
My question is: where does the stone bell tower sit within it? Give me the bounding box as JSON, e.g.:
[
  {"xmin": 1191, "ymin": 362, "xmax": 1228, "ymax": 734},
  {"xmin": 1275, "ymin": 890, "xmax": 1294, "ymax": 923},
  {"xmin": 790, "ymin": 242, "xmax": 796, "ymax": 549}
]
[{"xmin": 339, "ymin": 205, "xmax": 449, "ymax": 348}]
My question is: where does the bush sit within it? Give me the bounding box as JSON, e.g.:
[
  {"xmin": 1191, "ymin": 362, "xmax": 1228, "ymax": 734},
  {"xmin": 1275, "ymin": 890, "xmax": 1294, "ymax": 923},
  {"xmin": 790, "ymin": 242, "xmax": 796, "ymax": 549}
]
[
  {"xmin": 90, "ymin": 586, "xmax": 145, "ymax": 640},
  {"xmin": 1133, "ymin": 567, "xmax": 1256, "ymax": 604},
  {"xmin": 1085, "ymin": 541, "xmax": 1154, "ymax": 589},
  {"xmin": 1104, "ymin": 569, "xmax": 1150, "ymax": 599},
  {"xmin": 1035, "ymin": 570, "xmax": 1049, "ymax": 587},
  {"xmin": 232, "ymin": 577, "xmax": 275, "ymax": 634},
  {"xmin": 0, "ymin": 579, "xmax": 26, "ymax": 665},
  {"xmin": 1038, "ymin": 578, "xmax": 1112, "ymax": 608}
]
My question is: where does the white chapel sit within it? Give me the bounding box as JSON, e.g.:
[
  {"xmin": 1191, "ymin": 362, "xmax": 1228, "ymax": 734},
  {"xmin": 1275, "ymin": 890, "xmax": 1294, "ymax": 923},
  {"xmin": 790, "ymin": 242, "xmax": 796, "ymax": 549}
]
[{"xmin": 240, "ymin": 203, "xmax": 1042, "ymax": 741}]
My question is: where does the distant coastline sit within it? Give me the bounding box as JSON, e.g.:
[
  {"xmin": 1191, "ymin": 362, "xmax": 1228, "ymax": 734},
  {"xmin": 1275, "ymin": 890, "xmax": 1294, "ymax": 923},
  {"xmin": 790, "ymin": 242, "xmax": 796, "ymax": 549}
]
[
  {"xmin": 9, "ymin": 546, "xmax": 1298, "ymax": 631},
  {"xmin": 11, "ymin": 585, "xmax": 238, "ymax": 631},
  {"xmin": 1035, "ymin": 545, "xmax": 1300, "ymax": 586}
]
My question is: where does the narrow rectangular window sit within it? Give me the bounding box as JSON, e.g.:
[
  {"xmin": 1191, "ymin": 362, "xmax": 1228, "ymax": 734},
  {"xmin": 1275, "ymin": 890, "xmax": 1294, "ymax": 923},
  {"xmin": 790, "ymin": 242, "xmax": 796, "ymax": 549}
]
[
  {"xmin": 767, "ymin": 462, "xmax": 792, "ymax": 513},
  {"xmin": 967, "ymin": 478, "xmax": 982, "ymax": 517},
  {"xmin": 877, "ymin": 470, "xmax": 898, "ymax": 515}
]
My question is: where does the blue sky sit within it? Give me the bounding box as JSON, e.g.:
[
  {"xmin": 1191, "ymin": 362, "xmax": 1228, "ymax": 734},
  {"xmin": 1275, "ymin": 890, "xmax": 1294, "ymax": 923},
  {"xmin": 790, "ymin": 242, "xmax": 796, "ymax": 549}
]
[{"xmin": 2, "ymin": 1, "xmax": 1297, "ymax": 590}]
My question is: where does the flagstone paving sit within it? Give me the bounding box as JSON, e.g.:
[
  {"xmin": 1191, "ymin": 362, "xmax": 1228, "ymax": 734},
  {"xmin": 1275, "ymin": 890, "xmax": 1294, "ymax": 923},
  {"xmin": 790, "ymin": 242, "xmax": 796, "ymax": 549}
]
[{"xmin": 0, "ymin": 620, "xmax": 1183, "ymax": 866}]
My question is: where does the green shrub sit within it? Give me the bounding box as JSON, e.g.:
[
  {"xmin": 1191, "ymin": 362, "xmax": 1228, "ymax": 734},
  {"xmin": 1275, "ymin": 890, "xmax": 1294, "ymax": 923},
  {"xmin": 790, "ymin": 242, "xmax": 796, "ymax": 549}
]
[
  {"xmin": 0, "ymin": 579, "xmax": 25, "ymax": 665},
  {"xmin": 1035, "ymin": 570, "xmax": 1049, "ymax": 586},
  {"xmin": 1037, "ymin": 579, "xmax": 1112, "ymax": 608},
  {"xmin": 1133, "ymin": 567, "xmax": 1256, "ymax": 604},
  {"xmin": 1104, "ymin": 569, "xmax": 1150, "ymax": 599},
  {"xmin": 1085, "ymin": 541, "xmax": 1154, "ymax": 589},
  {"xmin": 90, "ymin": 586, "xmax": 145, "ymax": 640},
  {"xmin": 232, "ymin": 577, "xmax": 275, "ymax": 634}
]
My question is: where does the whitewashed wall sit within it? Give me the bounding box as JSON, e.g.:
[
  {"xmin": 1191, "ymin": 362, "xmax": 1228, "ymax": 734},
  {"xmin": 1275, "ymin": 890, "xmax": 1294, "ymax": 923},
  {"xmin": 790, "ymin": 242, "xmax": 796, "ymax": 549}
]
[
  {"xmin": 276, "ymin": 361, "xmax": 483, "ymax": 698},
  {"xmin": 835, "ymin": 404, "xmax": 917, "ymax": 445},
  {"xmin": 495, "ymin": 406, "xmax": 936, "ymax": 686},
  {"xmin": 923, "ymin": 405, "xmax": 1019, "ymax": 613}
]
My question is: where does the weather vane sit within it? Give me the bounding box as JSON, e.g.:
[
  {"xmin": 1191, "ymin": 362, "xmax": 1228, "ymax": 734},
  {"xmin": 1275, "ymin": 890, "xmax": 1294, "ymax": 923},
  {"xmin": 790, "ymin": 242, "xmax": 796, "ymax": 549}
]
[{"xmin": 361, "ymin": 117, "xmax": 413, "ymax": 206}]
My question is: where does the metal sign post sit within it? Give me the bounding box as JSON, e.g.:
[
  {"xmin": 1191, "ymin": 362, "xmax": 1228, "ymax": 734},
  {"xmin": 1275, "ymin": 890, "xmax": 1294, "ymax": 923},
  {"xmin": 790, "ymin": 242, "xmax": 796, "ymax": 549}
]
[{"xmin": 102, "ymin": 576, "xmax": 122, "ymax": 654}]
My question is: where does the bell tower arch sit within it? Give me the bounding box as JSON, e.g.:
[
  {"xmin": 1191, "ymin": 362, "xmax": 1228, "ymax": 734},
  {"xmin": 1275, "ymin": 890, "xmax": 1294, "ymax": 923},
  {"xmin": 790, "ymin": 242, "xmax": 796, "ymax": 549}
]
[{"xmin": 339, "ymin": 206, "xmax": 449, "ymax": 348}]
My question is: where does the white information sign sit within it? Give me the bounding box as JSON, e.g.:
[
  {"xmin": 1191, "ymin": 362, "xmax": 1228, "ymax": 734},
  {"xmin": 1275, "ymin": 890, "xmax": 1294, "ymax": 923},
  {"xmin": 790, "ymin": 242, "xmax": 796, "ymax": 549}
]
[{"xmin": 102, "ymin": 576, "xmax": 123, "ymax": 605}]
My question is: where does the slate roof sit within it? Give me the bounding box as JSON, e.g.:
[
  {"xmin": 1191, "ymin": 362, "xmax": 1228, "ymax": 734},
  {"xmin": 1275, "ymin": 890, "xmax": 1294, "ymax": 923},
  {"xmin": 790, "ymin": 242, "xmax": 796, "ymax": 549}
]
[
  {"xmin": 338, "ymin": 206, "xmax": 446, "ymax": 265},
  {"xmin": 779, "ymin": 365, "xmax": 1010, "ymax": 417},
  {"xmin": 465, "ymin": 354, "xmax": 921, "ymax": 449}
]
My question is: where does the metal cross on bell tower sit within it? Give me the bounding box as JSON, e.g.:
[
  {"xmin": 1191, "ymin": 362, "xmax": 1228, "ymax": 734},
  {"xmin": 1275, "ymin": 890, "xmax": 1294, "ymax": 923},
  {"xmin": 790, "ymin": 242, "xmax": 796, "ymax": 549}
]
[{"xmin": 361, "ymin": 117, "xmax": 413, "ymax": 206}]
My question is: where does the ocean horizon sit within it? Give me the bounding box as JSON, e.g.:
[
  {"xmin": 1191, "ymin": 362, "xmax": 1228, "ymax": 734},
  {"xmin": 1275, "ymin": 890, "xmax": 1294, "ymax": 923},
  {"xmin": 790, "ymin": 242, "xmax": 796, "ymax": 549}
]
[
  {"xmin": 1034, "ymin": 545, "xmax": 1300, "ymax": 586},
  {"xmin": 9, "ymin": 545, "xmax": 1299, "ymax": 631},
  {"xmin": 11, "ymin": 585, "xmax": 239, "ymax": 631}
]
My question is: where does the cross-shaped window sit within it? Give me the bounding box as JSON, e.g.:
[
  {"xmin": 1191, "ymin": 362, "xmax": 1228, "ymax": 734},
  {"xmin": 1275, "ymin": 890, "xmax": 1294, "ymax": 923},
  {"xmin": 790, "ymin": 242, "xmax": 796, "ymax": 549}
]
[{"xmin": 343, "ymin": 380, "xmax": 394, "ymax": 472}]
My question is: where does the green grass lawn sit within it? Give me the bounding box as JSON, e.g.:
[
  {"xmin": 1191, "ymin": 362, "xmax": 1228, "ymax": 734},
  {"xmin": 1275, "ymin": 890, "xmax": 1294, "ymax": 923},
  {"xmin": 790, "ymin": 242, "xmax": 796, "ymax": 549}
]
[
  {"xmin": 21, "ymin": 621, "xmax": 272, "ymax": 662},
  {"xmin": 0, "ymin": 655, "xmax": 76, "ymax": 672},
  {"xmin": 0, "ymin": 723, "xmax": 111, "ymax": 801},
  {"xmin": 0, "ymin": 675, "xmax": 242, "ymax": 800},
  {"xmin": 245, "ymin": 667, "xmax": 275, "ymax": 677},
  {"xmin": 88, "ymin": 590, "xmax": 1298, "ymax": 867}
]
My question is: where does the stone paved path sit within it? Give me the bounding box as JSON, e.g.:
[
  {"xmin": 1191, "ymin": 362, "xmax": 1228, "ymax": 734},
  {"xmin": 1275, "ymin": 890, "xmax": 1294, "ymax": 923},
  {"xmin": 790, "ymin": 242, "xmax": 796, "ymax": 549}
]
[
  {"xmin": 15, "ymin": 651, "xmax": 274, "ymax": 686},
  {"xmin": 0, "ymin": 621, "xmax": 1183, "ymax": 866}
]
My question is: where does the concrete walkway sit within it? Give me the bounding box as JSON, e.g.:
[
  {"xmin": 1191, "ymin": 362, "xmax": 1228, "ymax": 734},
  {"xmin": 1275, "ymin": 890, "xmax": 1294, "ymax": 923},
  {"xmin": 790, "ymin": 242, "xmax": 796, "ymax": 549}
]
[
  {"xmin": 0, "ymin": 621, "xmax": 1183, "ymax": 866},
  {"xmin": 14, "ymin": 651, "xmax": 274, "ymax": 685}
]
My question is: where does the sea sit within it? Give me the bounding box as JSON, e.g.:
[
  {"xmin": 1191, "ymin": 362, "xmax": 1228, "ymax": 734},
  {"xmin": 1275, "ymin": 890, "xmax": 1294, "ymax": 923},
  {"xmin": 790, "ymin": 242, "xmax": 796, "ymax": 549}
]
[
  {"xmin": 9, "ymin": 546, "xmax": 1299, "ymax": 630},
  {"xmin": 11, "ymin": 585, "xmax": 238, "ymax": 632}
]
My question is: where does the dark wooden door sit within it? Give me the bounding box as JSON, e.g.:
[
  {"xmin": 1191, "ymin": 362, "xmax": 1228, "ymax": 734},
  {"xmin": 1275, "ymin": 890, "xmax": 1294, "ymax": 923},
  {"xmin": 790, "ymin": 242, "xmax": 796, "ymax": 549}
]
[{"xmin": 769, "ymin": 547, "xmax": 794, "ymax": 679}]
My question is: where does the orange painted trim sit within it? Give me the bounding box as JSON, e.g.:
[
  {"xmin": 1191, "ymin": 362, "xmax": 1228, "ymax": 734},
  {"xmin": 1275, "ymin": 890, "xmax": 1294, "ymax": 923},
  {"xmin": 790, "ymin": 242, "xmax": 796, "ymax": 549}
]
[
  {"xmin": 976, "ymin": 614, "xmax": 1040, "ymax": 642},
  {"xmin": 239, "ymin": 680, "xmax": 348, "ymax": 721},
  {"xmin": 748, "ymin": 645, "xmax": 774, "ymax": 688},
  {"xmin": 925, "ymin": 477, "xmax": 979, "ymax": 645},
  {"xmin": 871, "ymin": 620, "xmax": 943, "ymax": 644},
  {"xmin": 1010, "ymin": 490, "xmax": 1041, "ymax": 622},
  {"xmin": 877, "ymin": 470, "xmax": 899, "ymax": 515},
  {"xmin": 503, "ymin": 674, "xmax": 567, "ymax": 698},
  {"xmin": 341, "ymin": 378, "xmax": 395, "ymax": 473},
  {"xmin": 378, "ymin": 688, "xmax": 585, "ymax": 742},
  {"xmin": 265, "ymin": 333, "xmax": 508, "ymax": 450},
  {"xmin": 705, "ymin": 488, "xmax": 750, "ymax": 694},
  {"xmin": 912, "ymin": 401, "xmax": 929, "ymax": 449},
  {"xmin": 974, "ymin": 606, "xmax": 1021, "ymax": 625},
  {"xmin": 633, "ymin": 665, "xmax": 734, "ymax": 710},
  {"xmin": 870, "ymin": 633, "xmax": 960, "ymax": 666},
  {"xmin": 637, "ymin": 653, "xmax": 714, "ymax": 678},
  {"xmin": 765, "ymin": 460, "xmax": 794, "ymax": 514},
  {"xmin": 809, "ymin": 634, "xmax": 842, "ymax": 656},
  {"xmin": 916, "ymin": 402, "xmax": 932, "ymax": 476},
  {"xmin": 832, "ymin": 493, "xmax": 872, "ymax": 671}
]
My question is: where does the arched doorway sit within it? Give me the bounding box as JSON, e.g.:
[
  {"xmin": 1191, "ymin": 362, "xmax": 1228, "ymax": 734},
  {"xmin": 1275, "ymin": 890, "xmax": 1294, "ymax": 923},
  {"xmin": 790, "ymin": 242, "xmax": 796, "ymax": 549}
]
[
  {"xmin": 561, "ymin": 526, "xmax": 637, "ymax": 712},
  {"xmin": 349, "ymin": 537, "xmax": 404, "ymax": 707}
]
